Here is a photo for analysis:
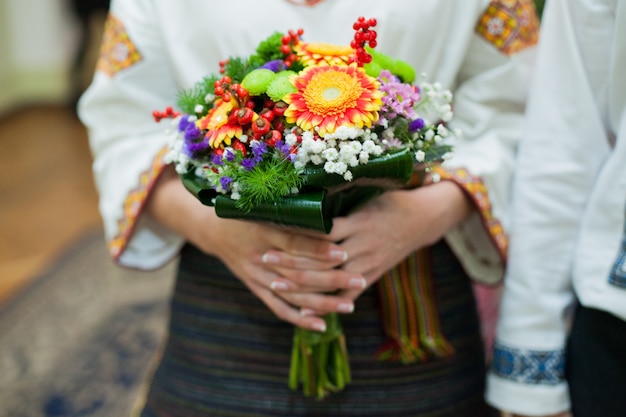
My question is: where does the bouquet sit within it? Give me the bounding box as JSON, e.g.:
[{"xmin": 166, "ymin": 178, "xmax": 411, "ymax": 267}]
[{"xmin": 155, "ymin": 16, "xmax": 456, "ymax": 399}]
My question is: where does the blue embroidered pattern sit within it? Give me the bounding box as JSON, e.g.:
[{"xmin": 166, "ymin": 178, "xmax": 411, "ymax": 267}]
[
  {"xmin": 609, "ymin": 205, "xmax": 626, "ymax": 288},
  {"xmin": 491, "ymin": 343, "xmax": 565, "ymax": 385}
]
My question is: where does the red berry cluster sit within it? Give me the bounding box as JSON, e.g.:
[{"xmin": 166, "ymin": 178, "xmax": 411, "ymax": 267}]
[
  {"xmin": 152, "ymin": 106, "xmax": 180, "ymax": 122},
  {"xmin": 245, "ymin": 99, "xmax": 289, "ymax": 145},
  {"xmin": 213, "ymin": 76, "xmax": 249, "ymax": 104},
  {"xmin": 350, "ymin": 16, "xmax": 378, "ymax": 66},
  {"xmin": 280, "ymin": 28, "xmax": 304, "ymax": 68},
  {"xmin": 219, "ymin": 59, "xmax": 229, "ymax": 74}
]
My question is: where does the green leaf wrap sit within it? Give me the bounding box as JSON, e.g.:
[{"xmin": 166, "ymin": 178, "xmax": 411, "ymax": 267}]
[{"xmin": 181, "ymin": 149, "xmax": 416, "ymax": 233}]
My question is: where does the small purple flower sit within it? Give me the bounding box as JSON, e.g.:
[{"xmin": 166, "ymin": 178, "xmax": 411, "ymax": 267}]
[
  {"xmin": 224, "ymin": 148, "xmax": 236, "ymax": 163},
  {"xmin": 184, "ymin": 123, "xmax": 202, "ymax": 141},
  {"xmin": 377, "ymin": 70, "xmax": 420, "ymax": 123},
  {"xmin": 251, "ymin": 140, "xmax": 268, "ymax": 159},
  {"xmin": 211, "ymin": 152, "xmax": 224, "ymax": 165},
  {"xmin": 220, "ymin": 176, "xmax": 233, "ymax": 191},
  {"xmin": 260, "ymin": 59, "xmax": 286, "ymax": 72},
  {"xmin": 178, "ymin": 115, "xmax": 193, "ymax": 132},
  {"xmin": 275, "ymin": 140, "xmax": 292, "ymax": 157},
  {"xmin": 241, "ymin": 158, "xmax": 258, "ymax": 171},
  {"xmin": 409, "ymin": 118, "xmax": 425, "ymax": 132}
]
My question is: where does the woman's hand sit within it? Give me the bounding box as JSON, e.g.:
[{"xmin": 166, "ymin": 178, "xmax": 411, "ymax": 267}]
[
  {"xmin": 146, "ymin": 166, "xmax": 366, "ymax": 332},
  {"xmin": 328, "ymin": 180, "xmax": 472, "ymax": 301},
  {"xmin": 267, "ymin": 180, "xmax": 473, "ymax": 317}
]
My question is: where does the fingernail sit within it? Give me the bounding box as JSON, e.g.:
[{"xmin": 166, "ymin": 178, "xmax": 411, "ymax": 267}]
[
  {"xmin": 262, "ymin": 253, "xmax": 279, "ymax": 264},
  {"xmin": 331, "ymin": 250, "xmax": 348, "ymax": 262},
  {"xmin": 312, "ymin": 322, "xmax": 327, "ymax": 332},
  {"xmin": 270, "ymin": 281, "xmax": 289, "ymax": 291},
  {"xmin": 338, "ymin": 303, "xmax": 354, "ymax": 313},
  {"xmin": 348, "ymin": 277, "xmax": 366, "ymax": 289},
  {"xmin": 300, "ymin": 308, "xmax": 316, "ymax": 317}
]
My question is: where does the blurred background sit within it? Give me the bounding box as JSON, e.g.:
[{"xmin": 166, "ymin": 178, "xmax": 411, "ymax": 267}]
[
  {"xmin": 0, "ymin": 1, "xmax": 175, "ymax": 416},
  {"xmin": 0, "ymin": 0, "xmax": 107, "ymax": 302}
]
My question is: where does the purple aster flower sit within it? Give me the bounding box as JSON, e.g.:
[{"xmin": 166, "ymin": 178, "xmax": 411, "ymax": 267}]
[
  {"xmin": 251, "ymin": 140, "xmax": 268, "ymax": 159},
  {"xmin": 224, "ymin": 148, "xmax": 236, "ymax": 162},
  {"xmin": 220, "ymin": 176, "xmax": 233, "ymax": 191},
  {"xmin": 260, "ymin": 59, "xmax": 286, "ymax": 72},
  {"xmin": 275, "ymin": 140, "xmax": 292, "ymax": 157},
  {"xmin": 409, "ymin": 118, "xmax": 425, "ymax": 132},
  {"xmin": 241, "ymin": 158, "xmax": 258, "ymax": 171},
  {"xmin": 178, "ymin": 115, "xmax": 193, "ymax": 132},
  {"xmin": 184, "ymin": 123, "xmax": 202, "ymax": 141},
  {"xmin": 211, "ymin": 152, "xmax": 224, "ymax": 165}
]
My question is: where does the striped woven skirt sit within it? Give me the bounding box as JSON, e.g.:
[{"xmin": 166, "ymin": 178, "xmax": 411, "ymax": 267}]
[{"xmin": 140, "ymin": 240, "xmax": 494, "ymax": 417}]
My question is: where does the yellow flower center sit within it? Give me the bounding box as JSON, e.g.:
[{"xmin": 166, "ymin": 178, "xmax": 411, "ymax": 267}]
[{"xmin": 303, "ymin": 70, "xmax": 362, "ymax": 116}]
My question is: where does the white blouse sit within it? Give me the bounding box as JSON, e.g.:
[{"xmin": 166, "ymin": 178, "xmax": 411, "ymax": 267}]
[{"xmin": 487, "ymin": 0, "xmax": 626, "ymax": 414}]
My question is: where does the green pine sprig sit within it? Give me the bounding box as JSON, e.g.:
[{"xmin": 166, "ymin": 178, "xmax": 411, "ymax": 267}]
[
  {"xmin": 177, "ymin": 75, "xmax": 219, "ymax": 114},
  {"xmin": 236, "ymin": 157, "xmax": 304, "ymax": 212}
]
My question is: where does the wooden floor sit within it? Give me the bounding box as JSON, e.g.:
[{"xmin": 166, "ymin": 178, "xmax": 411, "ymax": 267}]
[{"xmin": 0, "ymin": 104, "xmax": 102, "ymax": 305}]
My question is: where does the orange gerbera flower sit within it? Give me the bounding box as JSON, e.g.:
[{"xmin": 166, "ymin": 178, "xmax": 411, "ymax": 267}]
[
  {"xmin": 284, "ymin": 64, "xmax": 382, "ymax": 137},
  {"xmin": 196, "ymin": 99, "xmax": 242, "ymax": 148},
  {"xmin": 294, "ymin": 42, "xmax": 354, "ymax": 67}
]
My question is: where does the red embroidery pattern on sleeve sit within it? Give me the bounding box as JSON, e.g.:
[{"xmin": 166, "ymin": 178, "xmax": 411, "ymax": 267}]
[
  {"xmin": 431, "ymin": 166, "xmax": 508, "ymax": 262},
  {"xmin": 475, "ymin": 0, "xmax": 540, "ymax": 55},
  {"xmin": 108, "ymin": 147, "xmax": 169, "ymax": 260},
  {"xmin": 96, "ymin": 13, "xmax": 143, "ymax": 77}
]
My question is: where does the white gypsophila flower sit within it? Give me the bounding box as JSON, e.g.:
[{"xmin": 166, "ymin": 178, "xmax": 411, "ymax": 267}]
[
  {"xmin": 437, "ymin": 125, "xmax": 449, "ymax": 138},
  {"xmin": 415, "ymin": 150, "xmax": 426, "ymax": 162},
  {"xmin": 442, "ymin": 152, "xmax": 454, "ymax": 161},
  {"xmin": 442, "ymin": 111, "xmax": 453, "ymax": 122},
  {"xmin": 442, "ymin": 90, "xmax": 453, "ymax": 102},
  {"xmin": 291, "ymin": 187, "xmax": 300, "ymax": 195},
  {"xmin": 310, "ymin": 155, "xmax": 324, "ymax": 165},
  {"xmin": 324, "ymin": 161, "xmax": 348, "ymax": 175},
  {"xmin": 294, "ymin": 160, "xmax": 306, "ymax": 170},
  {"xmin": 343, "ymin": 171, "xmax": 353, "ymax": 181},
  {"xmin": 362, "ymin": 140, "xmax": 377, "ymax": 154},
  {"xmin": 416, "ymin": 140, "xmax": 424, "ymax": 148},
  {"xmin": 301, "ymin": 130, "xmax": 314, "ymax": 141},
  {"xmin": 379, "ymin": 118, "xmax": 389, "ymax": 129},
  {"xmin": 341, "ymin": 154, "xmax": 359, "ymax": 167},
  {"xmin": 359, "ymin": 151, "xmax": 370, "ymax": 164},
  {"xmin": 205, "ymin": 93, "xmax": 215, "ymax": 103},
  {"xmin": 239, "ymin": 134, "xmax": 249, "ymax": 143},
  {"xmin": 285, "ymin": 133, "xmax": 298, "ymax": 146},
  {"xmin": 425, "ymin": 129, "xmax": 435, "ymax": 141},
  {"xmin": 310, "ymin": 138, "xmax": 327, "ymax": 154},
  {"xmin": 174, "ymin": 163, "xmax": 188, "ymax": 174},
  {"xmin": 326, "ymin": 126, "xmax": 363, "ymax": 140},
  {"xmin": 434, "ymin": 135, "xmax": 443, "ymax": 144},
  {"xmin": 322, "ymin": 148, "xmax": 339, "ymax": 162},
  {"xmin": 194, "ymin": 104, "xmax": 204, "ymax": 114},
  {"xmin": 345, "ymin": 140, "xmax": 362, "ymax": 153}
]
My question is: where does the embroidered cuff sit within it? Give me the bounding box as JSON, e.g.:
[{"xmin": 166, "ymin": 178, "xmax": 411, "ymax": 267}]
[
  {"xmin": 491, "ymin": 342, "xmax": 566, "ymax": 385},
  {"xmin": 109, "ymin": 146, "xmax": 170, "ymax": 261},
  {"xmin": 431, "ymin": 165, "xmax": 507, "ymax": 263}
]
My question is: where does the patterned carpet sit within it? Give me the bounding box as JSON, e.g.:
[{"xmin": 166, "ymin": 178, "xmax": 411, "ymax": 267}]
[{"xmin": 0, "ymin": 231, "xmax": 176, "ymax": 417}]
